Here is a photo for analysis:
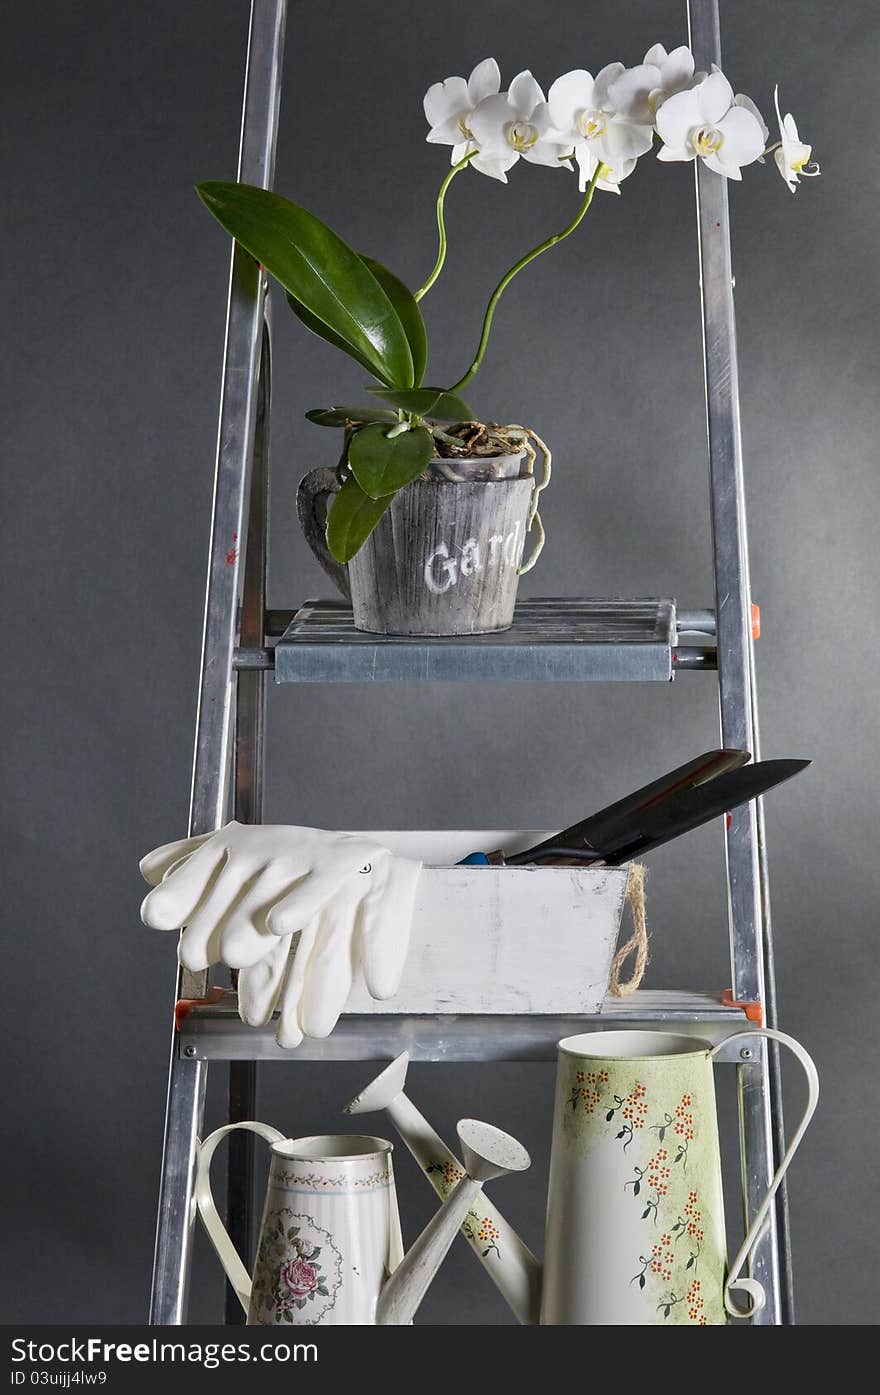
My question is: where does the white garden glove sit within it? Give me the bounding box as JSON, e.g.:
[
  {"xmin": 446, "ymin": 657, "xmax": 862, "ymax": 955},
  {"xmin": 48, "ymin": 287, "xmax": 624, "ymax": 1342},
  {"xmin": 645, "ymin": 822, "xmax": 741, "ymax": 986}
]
[{"xmin": 140, "ymin": 822, "xmax": 421, "ymax": 1047}]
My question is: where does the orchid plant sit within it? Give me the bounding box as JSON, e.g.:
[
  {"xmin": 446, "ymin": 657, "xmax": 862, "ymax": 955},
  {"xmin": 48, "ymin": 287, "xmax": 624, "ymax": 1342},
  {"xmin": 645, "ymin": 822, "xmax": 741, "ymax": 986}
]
[{"xmin": 198, "ymin": 45, "xmax": 818, "ymax": 563}]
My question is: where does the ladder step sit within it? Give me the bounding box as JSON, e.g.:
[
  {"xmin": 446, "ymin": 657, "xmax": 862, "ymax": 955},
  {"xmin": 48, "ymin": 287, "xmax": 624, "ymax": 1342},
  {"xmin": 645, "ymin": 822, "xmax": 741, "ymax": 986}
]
[
  {"xmin": 177, "ymin": 989, "xmax": 752, "ymax": 1062},
  {"xmin": 263, "ymin": 594, "xmax": 694, "ymax": 680},
  {"xmin": 262, "ymin": 596, "xmax": 694, "ymax": 683},
  {"xmin": 240, "ymin": 598, "xmax": 719, "ymax": 678}
]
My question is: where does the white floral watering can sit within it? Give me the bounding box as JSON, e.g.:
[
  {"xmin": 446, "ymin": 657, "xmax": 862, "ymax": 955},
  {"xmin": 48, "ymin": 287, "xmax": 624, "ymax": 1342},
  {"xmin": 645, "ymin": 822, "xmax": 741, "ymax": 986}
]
[
  {"xmin": 195, "ymin": 1120, "xmax": 529, "ymax": 1325},
  {"xmin": 347, "ymin": 1026, "xmax": 818, "ymax": 1325}
]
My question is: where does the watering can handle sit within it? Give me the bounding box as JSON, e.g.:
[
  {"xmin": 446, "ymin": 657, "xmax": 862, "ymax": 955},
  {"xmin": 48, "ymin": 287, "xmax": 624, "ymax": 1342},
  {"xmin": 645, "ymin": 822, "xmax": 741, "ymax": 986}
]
[
  {"xmin": 710, "ymin": 1027, "xmax": 819, "ymax": 1319},
  {"xmin": 195, "ymin": 1121, "xmax": 286, "ymax": 1316}
]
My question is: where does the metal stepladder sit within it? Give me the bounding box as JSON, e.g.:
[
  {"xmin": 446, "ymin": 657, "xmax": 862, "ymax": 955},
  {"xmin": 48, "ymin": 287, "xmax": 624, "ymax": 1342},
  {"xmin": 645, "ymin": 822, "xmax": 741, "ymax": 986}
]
[{"xmin": 150, "ymin": 0, "xmax": 795, "ymax": 1326}]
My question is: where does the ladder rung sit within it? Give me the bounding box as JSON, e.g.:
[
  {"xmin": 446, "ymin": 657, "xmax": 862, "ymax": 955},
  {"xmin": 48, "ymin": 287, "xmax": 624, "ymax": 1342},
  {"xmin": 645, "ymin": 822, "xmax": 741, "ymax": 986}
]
[{"xmin": 177, "ymin": 989, "xmax": 752, "ymax": 1062}]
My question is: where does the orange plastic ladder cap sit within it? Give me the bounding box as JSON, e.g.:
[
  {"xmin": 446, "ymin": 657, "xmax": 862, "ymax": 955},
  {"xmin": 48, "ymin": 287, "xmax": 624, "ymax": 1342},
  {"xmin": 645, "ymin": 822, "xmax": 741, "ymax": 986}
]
[
  {"xmin": 721, "ymin": 989, "xmax": 763, "ymax": 1026},
  {"xmin": 175, "ymin": 986, "xmax": 224, "ymax": 1031}
]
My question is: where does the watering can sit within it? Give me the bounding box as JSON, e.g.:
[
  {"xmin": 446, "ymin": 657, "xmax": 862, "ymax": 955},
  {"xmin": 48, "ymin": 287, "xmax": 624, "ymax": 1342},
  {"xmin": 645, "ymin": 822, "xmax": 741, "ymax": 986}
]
[
  {"xmin": 347, "ymin": 1026, "xmax": 818, "ymax": 1325},
  {"xmin": 195, "ymin": 1119, "xmax": 529, "ymax": 1325}
]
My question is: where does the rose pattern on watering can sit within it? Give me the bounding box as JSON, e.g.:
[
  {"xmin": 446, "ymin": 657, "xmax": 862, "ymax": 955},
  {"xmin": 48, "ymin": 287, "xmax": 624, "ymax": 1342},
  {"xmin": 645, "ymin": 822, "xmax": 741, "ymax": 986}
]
[
  {"xmin": 549, "ymin": 1048, "xmax": 728, "ymax": 1325},
  {"xmin": 250, "ymin": 1210, "xmax": 343, "ymax": 1325}
]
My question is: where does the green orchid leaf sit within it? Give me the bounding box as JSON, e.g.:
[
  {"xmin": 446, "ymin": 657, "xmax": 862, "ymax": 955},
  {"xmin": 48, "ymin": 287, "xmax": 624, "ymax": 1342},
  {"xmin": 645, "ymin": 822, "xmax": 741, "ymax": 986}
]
[
  {"xmin": 197, "ymin": 182, "xmax": 414, "ymax": 387},
  {"xmin": 349, "ymin": 424, "xmax": 434, "ymax": 499},
  {"xmin": 326, "ymin": 475, "xmax": 394, "ymax": 563},
  {"xmin": 305, "ymin": 405, "xmax": 400, "ymax": 428},
  {"xmin": 286, "ymin": 292, "xmax": 396, "ymax": 385},
  {"xmin": 288, "ymin": 253, "xmax": 426, "ymax": 388},
  {"xmin": 360, "ymin": 256, "xmax": 428, "ymax": 387},
  {"xmin": 367, "ymin": 386, "xmax": 476, "ymax": 421}
]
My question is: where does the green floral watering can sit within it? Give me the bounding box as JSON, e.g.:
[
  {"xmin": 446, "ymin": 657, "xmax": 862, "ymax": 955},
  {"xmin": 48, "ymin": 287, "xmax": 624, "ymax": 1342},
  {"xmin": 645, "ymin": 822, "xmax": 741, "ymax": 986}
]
[{"xmin": 347, "ymin": 1026, "xmax": 818, "ymax": 1325}]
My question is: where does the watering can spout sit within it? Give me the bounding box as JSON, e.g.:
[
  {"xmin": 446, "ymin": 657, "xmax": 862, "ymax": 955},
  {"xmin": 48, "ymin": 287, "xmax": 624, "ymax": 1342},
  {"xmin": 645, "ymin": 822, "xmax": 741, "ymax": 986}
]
[
  {"xmin": 376, "ymin": 1119, "xmax": 531, "ymax": 1326},
  {"xmin": 346, "ymin": 1053, "xmax": 544, "ymax": 1325}
]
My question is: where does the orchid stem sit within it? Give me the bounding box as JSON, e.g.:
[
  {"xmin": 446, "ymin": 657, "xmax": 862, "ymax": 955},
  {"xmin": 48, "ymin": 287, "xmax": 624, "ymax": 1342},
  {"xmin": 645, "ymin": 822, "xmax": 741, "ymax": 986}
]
[
  {"xmin": 414, "ymin": 151, "xmax": 476, "ymax": 303},
  {"xmin": 448, "ymin": 161, "xmax": 606, "ymax": 394}
]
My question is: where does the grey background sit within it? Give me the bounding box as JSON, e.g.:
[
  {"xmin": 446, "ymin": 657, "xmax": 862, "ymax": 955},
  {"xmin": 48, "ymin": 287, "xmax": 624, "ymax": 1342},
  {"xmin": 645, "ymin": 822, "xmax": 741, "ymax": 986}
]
[{"xmin": 2, "ymin": 0, "xmax": 877, "ymax": 1325}]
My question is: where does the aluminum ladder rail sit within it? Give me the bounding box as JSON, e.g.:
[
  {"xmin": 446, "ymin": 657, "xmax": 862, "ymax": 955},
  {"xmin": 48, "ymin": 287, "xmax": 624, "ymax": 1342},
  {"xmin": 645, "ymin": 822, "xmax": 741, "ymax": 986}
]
[
  {"xmin": 689, "ymin": 0, "xmax": 792, "ymax": 1327},
  {"xmin": 149, "ymin": 0, "xmax": 286, "ymax": 1326},
  {"xmin": 149, "ymin": 0, "xmax": 793, "ymax": 1325}
]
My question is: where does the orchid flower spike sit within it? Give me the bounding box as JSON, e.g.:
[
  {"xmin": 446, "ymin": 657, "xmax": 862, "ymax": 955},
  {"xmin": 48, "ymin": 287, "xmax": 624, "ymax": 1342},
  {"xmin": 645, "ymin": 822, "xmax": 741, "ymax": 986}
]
[{"xmin": 773, "ymin": 85, "xmax": 819, "ymax": 191}]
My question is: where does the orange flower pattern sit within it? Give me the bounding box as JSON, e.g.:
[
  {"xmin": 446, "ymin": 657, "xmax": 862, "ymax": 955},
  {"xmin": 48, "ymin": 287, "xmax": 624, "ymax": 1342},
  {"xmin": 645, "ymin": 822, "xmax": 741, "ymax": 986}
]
[
  {"xmin": 568, "ymin": 1073, "xmax": 649, "ymax": 1152},
  {"xmin": 624, "ymin": 1146, "xmax": 670, "ymax": 1223},
  {"xmin": 666, "ymin": 1190, "xmax": 706, "ymax": 1275},
  {"xmin": 425, "ymin": 1159, "xmax": 464, "ymax": 1197},
  {"xmin": 425, "ymin": 1162, "xmax": 502, "ymax": 1259},
  {"xmin": 649, "ymin": 1093, "xmax": 696, "ymax": 1169},
  {"xmin": 568, "ymin": 1068, "xmax": 610, "ymax": 1115},
  {"xmin": 607, "ymin": 1081, "xmax": 649, "ymax": 1151},
  {"xmin": 687, "ymin": 1278, "xmax": 707, "ymax": 1324},
  {"xmin": 463, "ymin": 1211, "xmax": 502, "ymax": 1258}
]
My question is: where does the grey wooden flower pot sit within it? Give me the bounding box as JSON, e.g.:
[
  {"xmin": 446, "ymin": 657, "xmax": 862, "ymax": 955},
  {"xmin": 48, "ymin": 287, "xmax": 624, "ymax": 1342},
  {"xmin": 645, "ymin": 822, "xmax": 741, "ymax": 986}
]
[{"xmin": 298, "ymin": 452, "xmax": 535, "ymax": 636}]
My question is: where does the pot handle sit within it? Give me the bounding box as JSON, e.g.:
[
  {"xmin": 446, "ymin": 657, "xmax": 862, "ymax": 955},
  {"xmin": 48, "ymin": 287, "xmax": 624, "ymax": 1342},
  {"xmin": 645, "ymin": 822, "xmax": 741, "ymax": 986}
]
[
  {"xmin": 710, "ymin": 1028, "xmax": 819, "ymax": 1319},
  {"xmin": 195, "ymin": 1121, "xmax": 286, "ymax": 1316},
  {"xmin": 296, "ymin": 468, "xmax": 351, "ymax": 600}
]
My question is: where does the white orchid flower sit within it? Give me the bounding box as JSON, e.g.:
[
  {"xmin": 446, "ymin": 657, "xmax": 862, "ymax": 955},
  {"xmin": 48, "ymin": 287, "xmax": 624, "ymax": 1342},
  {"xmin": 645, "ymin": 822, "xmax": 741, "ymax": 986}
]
[
  {"xmin": 423, "ymin": 58, "xmax": 517, "ymax": 181},
  {"xmin": 468, "ymin": 71, "xmax": 573, "ymax": 176},
  {"xmin": 546, "ymin": 65, "xmax": 654, "ymax": 192},
  {"xmin": 773, "ymin": 85, "xmax": 819, "ymax": 191},
  {"xmin": 609, "ymin": 43, "xmax": 704, "ymax": 124},
  {"xmin": 424, "ymin": 57, "xmax": 502, "ymax": 160},
  {"xmin": 656, "ymin": 69, "xmax": 766, "ymax": 180}
]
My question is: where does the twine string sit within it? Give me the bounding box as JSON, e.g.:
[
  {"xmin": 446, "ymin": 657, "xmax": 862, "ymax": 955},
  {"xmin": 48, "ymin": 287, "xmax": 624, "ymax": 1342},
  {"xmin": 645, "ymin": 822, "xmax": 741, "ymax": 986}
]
[{"xmin": 609, "ymin": 863, "xmax": 649, "ymax": 996}]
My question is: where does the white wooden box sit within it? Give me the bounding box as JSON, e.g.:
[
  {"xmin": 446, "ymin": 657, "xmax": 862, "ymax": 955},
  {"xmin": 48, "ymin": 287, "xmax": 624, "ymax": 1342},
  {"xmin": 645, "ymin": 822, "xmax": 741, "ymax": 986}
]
[{"xmin": 344, "ymin": 831, "xmax": 629, "ymax": 1015}]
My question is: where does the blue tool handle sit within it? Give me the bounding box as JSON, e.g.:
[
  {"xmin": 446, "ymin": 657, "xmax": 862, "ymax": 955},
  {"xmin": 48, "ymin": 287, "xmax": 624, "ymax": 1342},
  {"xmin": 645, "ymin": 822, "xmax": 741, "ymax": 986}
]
[{"xmin": 458, "ymin": 851, "xmax": 490, "ymax": 866}]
